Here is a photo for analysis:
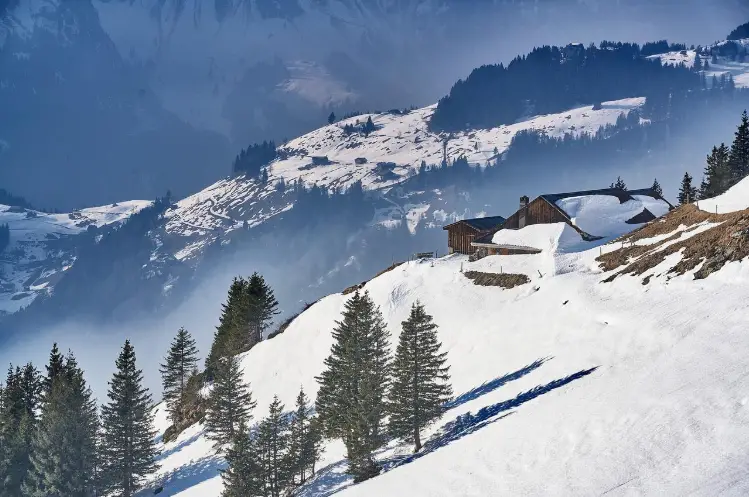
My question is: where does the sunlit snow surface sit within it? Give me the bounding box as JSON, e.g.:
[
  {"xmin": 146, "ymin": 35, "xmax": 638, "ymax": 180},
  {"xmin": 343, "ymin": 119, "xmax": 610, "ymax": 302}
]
[
  {"xmin": 144, "ymin": 180, "xmax": 749, "ymax": 497},
  {"xmin": 697, "ymin": 175, "xmax": 749, "ymax": 214}
]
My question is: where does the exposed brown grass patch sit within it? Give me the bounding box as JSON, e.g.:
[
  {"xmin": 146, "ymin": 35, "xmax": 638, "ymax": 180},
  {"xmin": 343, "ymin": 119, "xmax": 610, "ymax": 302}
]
[
  {"xmin": 463, "ymin": 271, "xmax": 530, "ymax": 288},
  {"xmin": 597, "ymin": 204, "xmax": 749, "ymax": 282}
]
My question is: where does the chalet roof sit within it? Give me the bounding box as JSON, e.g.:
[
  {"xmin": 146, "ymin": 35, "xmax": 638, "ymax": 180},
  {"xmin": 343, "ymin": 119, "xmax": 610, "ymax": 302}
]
[
  {"xmin": 538, "ymin": 187, "xmax": 669, "ymax": 208},
  {"xmin": 443, "ymin": 215, "xmax": 506, "ymax": 231}
]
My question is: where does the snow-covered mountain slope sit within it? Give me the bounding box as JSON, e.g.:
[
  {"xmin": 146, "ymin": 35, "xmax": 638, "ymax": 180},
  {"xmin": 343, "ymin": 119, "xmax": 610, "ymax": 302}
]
[
  {"xmin": 648, "ymin": 38, "xmax": 749, "ymax": 87},
  {"xmin": 162, "ymin": 98, "xmax": 644, "ymax": 250},
  {"xmin": 0, "ymin": 201, "xmax": 150, "ymax": 314},
  {"xmin": 143, "ymin": 179, "xmax": 749, "ymax": 496}
]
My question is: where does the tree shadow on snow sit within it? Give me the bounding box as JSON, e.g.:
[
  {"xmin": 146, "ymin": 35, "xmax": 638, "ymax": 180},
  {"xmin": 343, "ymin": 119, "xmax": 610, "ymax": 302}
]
[
  {"xmin": 387, "ymin": 366, "xmax": 598, "ymax": 470},
  {"xmin": 137, "ymin": 454, "xmax": 226, "ymax": 497},
  {"xmin": 444, "ymin": 357, "xmax": 550, "ymax": 410},
  {"xmin": 299, "ymin": 362, "xmax": 597, "ymax": 496}
]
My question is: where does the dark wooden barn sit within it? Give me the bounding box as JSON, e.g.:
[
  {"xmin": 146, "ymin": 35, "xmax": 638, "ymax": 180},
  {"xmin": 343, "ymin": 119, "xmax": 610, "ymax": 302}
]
[{"xmin": 442, "ymin": 216, "xmax": 506, "ymax": 255}]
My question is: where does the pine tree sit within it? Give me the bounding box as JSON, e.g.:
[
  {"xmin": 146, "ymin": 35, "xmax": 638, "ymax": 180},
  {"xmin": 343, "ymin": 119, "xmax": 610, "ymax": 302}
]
[
  {"xmin": 678, "ymin": 172, "xmax": 698, "ymax": 204},
  {"xmin": 0, "ymin": 364, "xmax": 41, "ymax": 496},
  {"xmin": 205, "ymin": 355, "xmax": 256, "ymax": 451},
  {"xmin": 316, "ymin": 291, "xmax": 391, "ymax": 482},
  {"xmin": 610, "ymin": 176, "xmax": 627, "ymax": 190},
  {"xmin": 363, "ymin": 116, "xmax": 376, "ymax": 136},
  {"xmin": 388, "ymin": 302, "xmax": 453, "ymax": 453},
  {"xmin": 288, "ymin": 387, "xmax": 321, "ymax": 485},
  {"xmin": 221, "ymin": 420, "xmax": 263, "ymax": 497},
  {"xmin": 242, "ymin": 272, "xmax": 280, "ymax": 349},
  {"xmin": 700, "ymin": 143, "xmax": 731, "ymax": 199},
  {"xmin": 651, "ymin": 178, "xmax": 663, "ymax": 197},
  {"xmin": 100, "ymin": 340, "xmax": 159, "ymax": 497},
  {"xmin": 327, "ymin": 112, "xmax": 336, "ymax": 125},
  {"xmin": 42, "ymin": 343, "xmax": 64, "ymax": 397},
  {"xmin": 727, "ymin": 110, "xmax": 749, "ymax": 186},
  {"xmin": 23, "ymin": 351, "xmax": 99, "ymax": 497},
  {"xmin": 206, "ymin": 277, "xmax": 248, "ymax": 376},
  {"xmin": 693, "ymin": 53, "xmax": 701, "ymax": 71},
  {"xmin": 159, "ymin": 327, "xmax": 200, "ymax": 425},
  {"xmin": 256, "ymin": 396, "xmax": 293, "ymax": 497}
]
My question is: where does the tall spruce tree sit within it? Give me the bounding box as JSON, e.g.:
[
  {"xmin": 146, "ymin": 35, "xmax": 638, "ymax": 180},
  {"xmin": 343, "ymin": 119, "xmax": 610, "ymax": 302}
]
[
  {"xmin": 388, "ymin": 302, "xmax": 453, "ymax": 453},
  {"xmin": 42, "ymin": 343, "xmax": 64, "ymax": 396},
  {"xmin": 159, "ymin": 327, "xmax": 200, "ymax": 425},
  {"xmin": 207, "ymin": 274, "xmax": 279, "ymax": 376},
  {"xmin": 289, "ymin": 387, "xmax": 321, "ymax": 485},
  {"xmin": 651, "ymin": 178, "xmax": 663, "ymax": 197},
  {"xmin": 678, "ymin": 172, "xmax": 698, "ymax": 204},
  {"xmin": 0, "ymin": 364, "xmax": 41, "ymax": 496},
  {"xmin": 205, "ymin": 355, "xmax": 256, "ymax": 451},
  {"xmin": 234, "ymin": 273, "xmax": 280, "ymax": 351},
  {"xmin": 100, "ymin": 340, "xmax": 159, "ymax": 497},
  {"xmin": 23, "ymin": 351, "xmax": 99, "ymax": 497},
  {"xmin": 700, "ymin": 143, "xmax": 731, "ymax": 199},
  {"xmin": 220, "ymin": 420, "xmax": 263, "ymax": 497},
  {"xmin": 728, "ymin": 110, "xmax": 749, "ymax": 186},
  {"xmin": 206, "ymin": 277, "xmax": 248, "ymax": 377},
  {"xmin": 316, "ymin": 291, "xmax": 391, "ymax": 482},
  {"xmin": 256, "ymin": 396, "xmax": 293, "ymax": 497}
]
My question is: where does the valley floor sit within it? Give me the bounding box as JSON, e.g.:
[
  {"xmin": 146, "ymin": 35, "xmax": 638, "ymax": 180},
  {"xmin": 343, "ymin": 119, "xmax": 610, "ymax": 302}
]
[{"xmin": 145, "ymin": 221, "xmax": 749, "ymax": 496}]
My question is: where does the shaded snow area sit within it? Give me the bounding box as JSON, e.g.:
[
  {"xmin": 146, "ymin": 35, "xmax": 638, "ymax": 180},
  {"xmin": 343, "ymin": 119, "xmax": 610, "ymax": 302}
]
[
  {"xmin": 697, "ymin": 176, "xmax": 749, "ymax": 214},
  {"xmin": 0, "ymin": 201, "xmax": 150, "ymax": 314},
  {"xmin": 556, "ymin": 194, "xmax": 670, "ymax": 238},
  {"xmin": 268, "ymin": 98, "xmax": 645, "ymax": 193},
  {"xmin": 491, "ymin": 223, "xmax": 584, "ymax": 253},
  {"xmin": 144, "ymin": 207, "xmax": 749, "ymax": 496}
]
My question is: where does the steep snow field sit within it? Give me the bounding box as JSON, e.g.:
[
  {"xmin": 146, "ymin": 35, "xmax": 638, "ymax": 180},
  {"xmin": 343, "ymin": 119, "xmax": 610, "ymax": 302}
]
[
  {"xmin": 0, "ymin": 201, "xmax": 150, "ymax": 313},
  {"xmin": 697, "ymin": 175, "xmax": 749, "ymax": 214},
  {"xmin": 145, "ymin": 181, "xmax": 749, "ymax": 496}
]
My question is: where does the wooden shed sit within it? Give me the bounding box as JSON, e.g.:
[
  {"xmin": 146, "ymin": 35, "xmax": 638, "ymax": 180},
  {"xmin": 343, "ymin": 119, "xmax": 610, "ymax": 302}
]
[{"xmin": 443, "ymin": 216, "xmax": 506, "ymax": 255}]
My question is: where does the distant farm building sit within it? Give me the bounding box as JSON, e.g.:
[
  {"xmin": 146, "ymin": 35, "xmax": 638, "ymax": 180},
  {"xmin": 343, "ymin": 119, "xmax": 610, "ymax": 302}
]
[
  {"xmin": 444, "ymin": 188, "xmax": 673, "ymax": 258},
  {"xmin": 443, "ymin": 216, "xmax": 506, "ymax": 255}
]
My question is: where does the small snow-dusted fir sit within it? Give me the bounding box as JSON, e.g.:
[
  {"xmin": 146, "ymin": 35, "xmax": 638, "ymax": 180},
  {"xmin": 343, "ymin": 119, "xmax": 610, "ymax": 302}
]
[
  {"xmin": 159, "ymin": 327, "xmax": 200, "ymax": 425},
  {"xmin": 255, "ymin": 395, "xmax": 294, "ymax": 497},
  {"xmin": 388, "ymin": 302, "xmax": 453, "ymax": 453},
  {"xmin": 205, "ymin": 355, "xmax": 256, "ymax": 451},
  {"xmin": 220, "ymin": 420, "xmax": 263, "ymax": 497}
]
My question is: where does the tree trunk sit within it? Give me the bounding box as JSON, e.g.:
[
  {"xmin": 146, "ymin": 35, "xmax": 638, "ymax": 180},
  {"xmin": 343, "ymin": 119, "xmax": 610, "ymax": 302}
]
[{"xmin": 414, "ymin": 427, "xmax": 422, "ymax": 453}]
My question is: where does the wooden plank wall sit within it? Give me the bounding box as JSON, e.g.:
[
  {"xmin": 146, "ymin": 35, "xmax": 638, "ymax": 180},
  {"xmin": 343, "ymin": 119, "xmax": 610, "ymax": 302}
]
[
  {"xmin": 447, "ymin": 223, "xmax": 482, "ymax": 255},
  {"xmin": 502, "ymin": 197, "xmax": 569, "ymax": 229}
]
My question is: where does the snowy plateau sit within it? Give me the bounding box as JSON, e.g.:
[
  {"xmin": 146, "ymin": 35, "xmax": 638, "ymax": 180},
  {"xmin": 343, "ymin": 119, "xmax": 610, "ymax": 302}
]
[{"xmin": 143, "ymin": 177, "xmax": 749, "ymax": 497}]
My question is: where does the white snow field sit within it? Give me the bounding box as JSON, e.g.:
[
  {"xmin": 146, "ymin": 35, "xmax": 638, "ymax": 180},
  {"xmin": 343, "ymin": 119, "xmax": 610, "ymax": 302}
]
[
  {"xmin": 648, "ymin": 39, "xmax": 749, "ymax": 88},
  {"xmin": 144, "ymin": 180, "xmax": 749, "ymax": 497},
  {"xmin": 555, "ymin": 193, "xmax": 671, "ymax": 238},
  {"xmin": 0, "ymin": 201, "xmax": 150, "ymax": 313},
  {"xmin": 697, "ymin": 175, "xmax": 749, "ymax": 214}
]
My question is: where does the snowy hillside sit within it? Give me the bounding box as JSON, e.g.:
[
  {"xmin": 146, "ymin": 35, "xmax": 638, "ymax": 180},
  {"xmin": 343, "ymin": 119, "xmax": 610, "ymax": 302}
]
[
  {"xmin": 142, "ymin": 178, "xmax": 749, "ymax": 496},
  {"xmin": 648, "ymin": 38, "xmax": 749, "ymax": 88},
  {"xmin": 0, "ymin": 201, "xmax": 150, "ymax": 314},
  {"xmin": 0, "ymin": 94, "xmax": 645, "ymax": 323}
]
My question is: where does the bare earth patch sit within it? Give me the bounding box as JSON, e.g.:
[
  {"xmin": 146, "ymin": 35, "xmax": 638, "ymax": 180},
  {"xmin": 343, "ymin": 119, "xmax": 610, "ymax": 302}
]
[
  {"xmin": 463, "ymin": 271, "xmax": 530, "ymax": 288},
  {"xmin": 597, "ymin": 204, "xmax": 749, "ymax": 282}
]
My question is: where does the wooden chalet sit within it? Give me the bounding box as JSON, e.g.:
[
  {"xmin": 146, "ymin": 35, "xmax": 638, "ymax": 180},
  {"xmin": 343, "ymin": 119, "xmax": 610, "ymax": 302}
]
[
  {"xmin": 442, "ymin": 216, "xmax": 506, "ymax": 255},
  {"xmin": 451, "ymin": 188, "xmax": 673, "ymax": 258}
]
